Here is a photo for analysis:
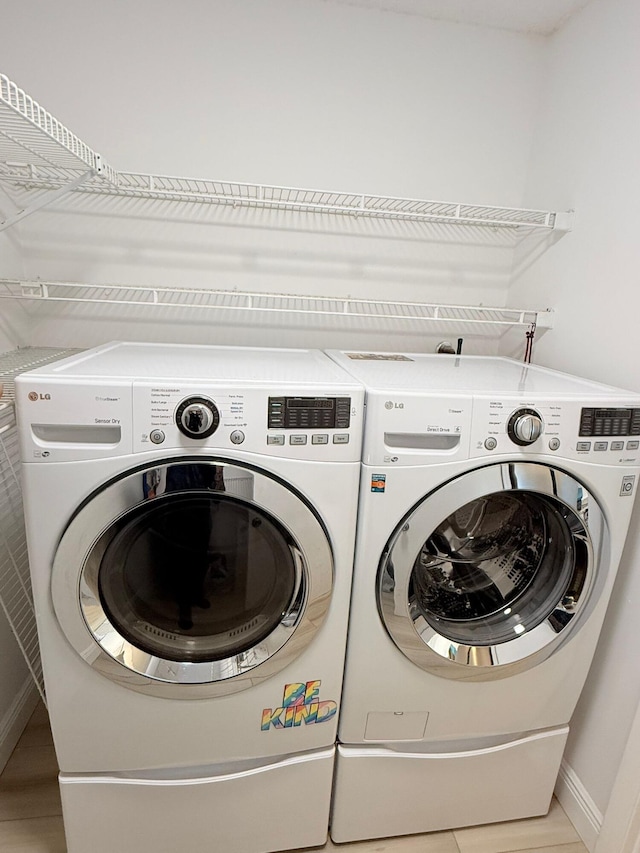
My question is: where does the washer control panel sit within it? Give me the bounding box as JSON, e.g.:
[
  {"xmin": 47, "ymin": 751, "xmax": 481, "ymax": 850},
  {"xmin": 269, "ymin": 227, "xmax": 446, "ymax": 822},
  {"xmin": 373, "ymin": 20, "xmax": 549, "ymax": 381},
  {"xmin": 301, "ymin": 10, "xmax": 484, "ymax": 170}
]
[
  {"xmin": 579, "ymin": 407, "xmax": 640, "ymax": 438},
  {"xmin": 471, "ymin": 398, "xmax": 640, "ymax": 464}
]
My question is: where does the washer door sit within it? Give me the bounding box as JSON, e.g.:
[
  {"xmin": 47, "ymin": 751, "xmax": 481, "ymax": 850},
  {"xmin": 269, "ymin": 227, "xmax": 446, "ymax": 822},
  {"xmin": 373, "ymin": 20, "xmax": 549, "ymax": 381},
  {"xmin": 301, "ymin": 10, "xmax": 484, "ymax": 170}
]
[
  {"xmin": 378, "ymin": 462, "xmax": 607, "ymax": 680},
  {"xmin": 52, "ymin": 459, "xmax": 333, "ymax": 697}
]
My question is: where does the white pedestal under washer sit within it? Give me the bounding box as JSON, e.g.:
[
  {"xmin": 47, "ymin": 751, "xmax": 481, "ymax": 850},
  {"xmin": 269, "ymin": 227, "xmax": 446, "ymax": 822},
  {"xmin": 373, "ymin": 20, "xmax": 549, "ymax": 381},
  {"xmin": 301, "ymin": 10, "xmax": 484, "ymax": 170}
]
[
  {"xmin": 16, "ymin": 342, "xmax": 364, "ymax": 853},
  {"xmin": 325, "ymin": 351, "xmax": 640, "ymax": 843}
]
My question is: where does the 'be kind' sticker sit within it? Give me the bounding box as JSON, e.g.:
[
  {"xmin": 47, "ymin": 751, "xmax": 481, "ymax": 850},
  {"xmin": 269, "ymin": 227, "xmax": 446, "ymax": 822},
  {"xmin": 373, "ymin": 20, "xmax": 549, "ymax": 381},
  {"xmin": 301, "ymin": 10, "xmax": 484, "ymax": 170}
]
[{"xmin": 261, "ymin": 680, "xmax": 337, "ymax": 730}]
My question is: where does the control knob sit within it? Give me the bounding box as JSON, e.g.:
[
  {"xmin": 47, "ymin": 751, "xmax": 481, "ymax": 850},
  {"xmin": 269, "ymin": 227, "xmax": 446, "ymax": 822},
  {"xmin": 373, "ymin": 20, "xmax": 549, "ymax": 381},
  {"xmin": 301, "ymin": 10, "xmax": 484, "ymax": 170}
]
[
  {"xmin": 175, "ymin": 396, "xmax": 220, "ymax": 439},
  {"xmin": 507, "ymin": 408, "xmax": 544, "ymax": 446}
]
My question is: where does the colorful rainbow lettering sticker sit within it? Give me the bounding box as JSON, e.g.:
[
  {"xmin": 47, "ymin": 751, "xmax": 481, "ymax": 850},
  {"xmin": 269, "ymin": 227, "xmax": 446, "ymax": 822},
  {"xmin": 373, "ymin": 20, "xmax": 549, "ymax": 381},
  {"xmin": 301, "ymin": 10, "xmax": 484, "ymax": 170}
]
[{"xmin": 261, "ymin": 680, "xmax": 337, "ymax": 731}]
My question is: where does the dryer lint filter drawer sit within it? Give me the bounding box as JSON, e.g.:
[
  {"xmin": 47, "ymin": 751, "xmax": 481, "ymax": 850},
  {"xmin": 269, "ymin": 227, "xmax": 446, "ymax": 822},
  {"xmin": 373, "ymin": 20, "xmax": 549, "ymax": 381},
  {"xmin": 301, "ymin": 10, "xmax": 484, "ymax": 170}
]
[{"xmin": 330, "ymin": 727, "xmax": 568, "ymax": 843}]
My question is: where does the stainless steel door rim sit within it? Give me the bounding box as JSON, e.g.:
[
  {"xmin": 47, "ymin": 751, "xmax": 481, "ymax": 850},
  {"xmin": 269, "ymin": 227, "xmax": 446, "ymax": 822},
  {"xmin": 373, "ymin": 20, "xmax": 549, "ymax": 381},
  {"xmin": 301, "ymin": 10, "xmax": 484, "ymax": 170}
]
[{"xmin": 378, "ymin": 462, "xmax": 606, "ymax": 680}]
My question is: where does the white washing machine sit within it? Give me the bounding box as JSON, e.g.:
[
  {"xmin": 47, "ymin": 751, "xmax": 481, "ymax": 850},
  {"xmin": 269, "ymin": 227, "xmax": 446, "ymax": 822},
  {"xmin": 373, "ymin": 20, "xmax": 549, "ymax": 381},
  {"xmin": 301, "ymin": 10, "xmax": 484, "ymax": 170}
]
[
  {"xmin": 325, "ymin": 351, "xmax": 640, "ymax": 842},
  {"xmin": 15, "ymin": 342, "xmax": 364, "ymax": 853}
]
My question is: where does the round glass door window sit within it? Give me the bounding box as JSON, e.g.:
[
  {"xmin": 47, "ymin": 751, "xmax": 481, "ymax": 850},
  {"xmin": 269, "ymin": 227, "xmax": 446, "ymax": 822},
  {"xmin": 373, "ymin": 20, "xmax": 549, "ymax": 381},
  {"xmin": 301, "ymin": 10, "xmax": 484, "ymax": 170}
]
[
  {"xmin": 52, "ymin": 460, "xmax": 333, "ymax": 697},
  {"xmin": 378, "ymin": 463, "xmax": 604, "ymax": 676},
  {"xmin": 412, "ymin": 492, "xmax": 577, "ymax": 645},
  {"xmin": 98, "ymin": 493, "xmax": 300, "ymax": 663}
]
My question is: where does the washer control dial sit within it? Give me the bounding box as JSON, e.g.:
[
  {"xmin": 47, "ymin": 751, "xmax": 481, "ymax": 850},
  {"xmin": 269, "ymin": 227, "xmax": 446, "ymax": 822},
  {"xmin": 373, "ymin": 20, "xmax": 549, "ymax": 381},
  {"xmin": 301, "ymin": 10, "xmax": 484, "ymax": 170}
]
[
  {"xmin": 508, "ymin": 408, "xmax": 544, "ymax": 446},
  {"xmin": 176, "ymin": 396, "xmax": 220, "ymax": 439}
]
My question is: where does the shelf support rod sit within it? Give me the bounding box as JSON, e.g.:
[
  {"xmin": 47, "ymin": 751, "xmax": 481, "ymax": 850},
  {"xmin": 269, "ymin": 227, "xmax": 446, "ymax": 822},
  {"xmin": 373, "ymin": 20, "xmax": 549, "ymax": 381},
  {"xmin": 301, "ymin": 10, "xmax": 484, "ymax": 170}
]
[{"xmin": 0, "ymin": 169, "xmax": 94, "ymax": 232}]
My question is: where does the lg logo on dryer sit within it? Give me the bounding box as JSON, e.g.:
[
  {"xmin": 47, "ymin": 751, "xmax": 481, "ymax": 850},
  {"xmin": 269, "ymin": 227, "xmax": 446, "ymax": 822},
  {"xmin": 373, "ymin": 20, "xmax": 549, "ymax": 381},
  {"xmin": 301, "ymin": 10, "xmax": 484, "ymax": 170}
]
[
  {"xmin": 385, "ymin": 400, "xmax": 404, "ymax": 409},
  {"xmin": 28, "ymin": 392, "xmax": 51, "ymax": 401}
]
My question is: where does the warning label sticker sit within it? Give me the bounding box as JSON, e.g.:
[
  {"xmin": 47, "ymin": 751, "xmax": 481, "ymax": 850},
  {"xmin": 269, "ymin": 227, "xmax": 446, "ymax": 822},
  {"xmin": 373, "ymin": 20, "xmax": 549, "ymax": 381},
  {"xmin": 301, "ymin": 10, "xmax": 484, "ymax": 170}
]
[{"xmin": 371, "ymin": 474, "xmax": 386, "ymax": 492}]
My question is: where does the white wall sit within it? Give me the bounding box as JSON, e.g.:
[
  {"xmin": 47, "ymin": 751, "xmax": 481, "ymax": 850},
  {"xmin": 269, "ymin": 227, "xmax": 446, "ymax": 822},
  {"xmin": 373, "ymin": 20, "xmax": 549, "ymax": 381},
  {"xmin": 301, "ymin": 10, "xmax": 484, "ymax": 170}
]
[
  {"xmin": 2, "ymin": 0, "xmax": 542, "ymax": 201},
  {"xmin": 507, "ymin": 0, "xmax": 640, "ymax": 834},
  {"xmin": 0, "ymin": 0, "xmax": 546, "ymax": 355}
]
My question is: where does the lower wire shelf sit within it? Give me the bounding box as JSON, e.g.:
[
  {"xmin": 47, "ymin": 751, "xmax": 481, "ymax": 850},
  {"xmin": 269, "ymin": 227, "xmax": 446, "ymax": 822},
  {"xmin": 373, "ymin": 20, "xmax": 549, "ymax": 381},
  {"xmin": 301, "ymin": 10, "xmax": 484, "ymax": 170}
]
[{"xmin": 0, "ymin": 279, "xmax": 553, "ymax": 335}]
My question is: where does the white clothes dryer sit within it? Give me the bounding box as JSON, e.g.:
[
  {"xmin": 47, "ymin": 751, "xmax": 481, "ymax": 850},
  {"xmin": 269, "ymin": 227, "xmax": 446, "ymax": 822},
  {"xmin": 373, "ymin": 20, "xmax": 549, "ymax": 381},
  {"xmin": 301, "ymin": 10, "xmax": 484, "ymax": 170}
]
[
  {"xmin": 16, "ymin": 342, "xmax": 364, "ymax": 853},
  {"xmin": 325, "ymin": 351, "xmax": 640, "ymax": 842}
]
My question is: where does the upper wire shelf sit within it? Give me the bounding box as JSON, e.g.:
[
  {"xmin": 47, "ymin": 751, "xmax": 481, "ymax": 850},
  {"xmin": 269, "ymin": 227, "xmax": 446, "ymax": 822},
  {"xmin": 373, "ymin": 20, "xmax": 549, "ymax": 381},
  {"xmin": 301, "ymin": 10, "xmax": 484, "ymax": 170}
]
[{"xmin": 0, "ymin": 72, "xmax": 573, "ymax": 232}]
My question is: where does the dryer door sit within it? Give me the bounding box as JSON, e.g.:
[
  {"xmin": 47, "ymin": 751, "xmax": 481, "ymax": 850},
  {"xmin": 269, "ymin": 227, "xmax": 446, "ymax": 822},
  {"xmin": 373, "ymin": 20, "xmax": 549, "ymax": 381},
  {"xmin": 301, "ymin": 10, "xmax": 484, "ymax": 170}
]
[
  {"xmin": 378, "ymin": 462, "xmax": 607, "ymax": 679},
  {"xmin": 52, "ymin": 459, "xmax": 333, "ymax": 697}
]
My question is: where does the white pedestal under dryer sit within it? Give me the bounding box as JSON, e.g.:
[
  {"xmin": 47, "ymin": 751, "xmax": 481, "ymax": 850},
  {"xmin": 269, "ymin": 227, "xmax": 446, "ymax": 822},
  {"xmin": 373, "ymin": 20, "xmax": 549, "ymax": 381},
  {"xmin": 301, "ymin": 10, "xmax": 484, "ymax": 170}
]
[
  {"xmin": 16, "ymin": 342, "xmax": 364, "ymax": 853},
  {"xmin": 326, "ymin": 351, "xmax": 640, "ymax": 843}
]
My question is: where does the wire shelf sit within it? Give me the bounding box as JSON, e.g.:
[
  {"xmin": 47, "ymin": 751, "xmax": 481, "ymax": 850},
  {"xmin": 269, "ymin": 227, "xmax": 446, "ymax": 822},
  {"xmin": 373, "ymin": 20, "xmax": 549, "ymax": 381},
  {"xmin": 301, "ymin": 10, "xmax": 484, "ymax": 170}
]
[
  {"xmin": 107, "ymin": 175, "xmax": 563, "ymax": 228},
  {"xmin": 0, "ymin": 72, "xmax": 572, "ymax": 232},
  {"xmin": 0, "ymin": 162, "xmax": 570, "ymax": 230},
  {"xmin": 0, "ymin": 279, "xmax": 552, "ymax": 333}
]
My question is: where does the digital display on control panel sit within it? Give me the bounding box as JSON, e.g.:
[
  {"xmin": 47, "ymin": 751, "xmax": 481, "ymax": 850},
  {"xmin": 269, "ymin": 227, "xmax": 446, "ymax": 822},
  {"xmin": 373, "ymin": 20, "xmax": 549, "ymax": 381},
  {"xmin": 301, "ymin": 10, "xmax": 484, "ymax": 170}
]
[
  {"xmin": 268, "ymin": 397, "xmax": 351, "ymax": 429},
  {"xmin": 287, "ymin": 399, "xmax": 335, "ymax": 409},
  {"xmin": 580, "ymin": 407, "xmax": 640, "ymax": 437}
]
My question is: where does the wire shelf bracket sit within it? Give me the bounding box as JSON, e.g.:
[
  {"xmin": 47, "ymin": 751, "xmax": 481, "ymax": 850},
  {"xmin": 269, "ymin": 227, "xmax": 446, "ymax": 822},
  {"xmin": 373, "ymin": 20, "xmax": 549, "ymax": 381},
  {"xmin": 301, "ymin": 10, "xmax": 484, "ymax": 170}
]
[
  {"xmin": 0, "ymin": 73, "xmax": 117, "ymax": 230},
  {"xmin": 0, "ymin": 167, "xmax": 95, "ymax": 231}
]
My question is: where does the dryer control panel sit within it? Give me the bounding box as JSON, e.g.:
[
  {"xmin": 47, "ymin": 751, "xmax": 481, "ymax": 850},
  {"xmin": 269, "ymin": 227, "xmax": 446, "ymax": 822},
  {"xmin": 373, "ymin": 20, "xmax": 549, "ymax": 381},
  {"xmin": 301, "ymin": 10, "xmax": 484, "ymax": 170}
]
[
  {"xmin": 267, "ymin": 396, "xmax": 351, "ymax": 430},
  {"xmin": 15, "ymin": 380, "xmax": 363, "ymax": 463},
  {"xmin": 133, "ymin": 382, "xmax": 363, "ymax": 462},
  {"xmin": 13, "ymin": 342, "xmax": 365, "ymax": 463}
]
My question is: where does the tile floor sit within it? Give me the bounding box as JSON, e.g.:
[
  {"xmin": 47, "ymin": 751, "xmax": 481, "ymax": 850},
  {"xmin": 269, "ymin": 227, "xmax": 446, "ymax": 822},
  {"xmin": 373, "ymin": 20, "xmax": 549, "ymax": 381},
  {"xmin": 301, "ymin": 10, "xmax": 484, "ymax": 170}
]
[{"xmin": 0, "ymin": 703, "xmax": 589, "ymax": 853}]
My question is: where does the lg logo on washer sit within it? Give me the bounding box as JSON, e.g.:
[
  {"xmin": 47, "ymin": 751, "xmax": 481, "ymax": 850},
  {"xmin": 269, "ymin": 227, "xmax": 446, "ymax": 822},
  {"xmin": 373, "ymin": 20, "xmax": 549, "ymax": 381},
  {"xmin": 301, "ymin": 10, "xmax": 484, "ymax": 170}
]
[
  {"xmin": 28, "ymin": 391, "xmax": 51, "ymax": 401},
  {"xmin": 261, "ymin": 681, "xmax": 337, "ymax": 731}
]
